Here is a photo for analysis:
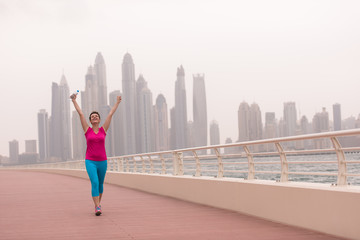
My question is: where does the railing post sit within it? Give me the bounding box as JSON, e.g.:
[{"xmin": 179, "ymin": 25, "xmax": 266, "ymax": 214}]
[
  {"xmin": 192, "ymin": 150, "xmax": 201, "ymax": 177},
  {"xmin": 125, "ymin": 158, "xmax": 130, "ymax": 172},
  {"xmin": 243, "ymin": 146, "xmax": 255, "ymax": 180},
  {"xmin": 160, "ymin": 154, "xmax": 166, "ymax": 174},
  {"xmin": 107, "ymin": 159, "xmax": 112, "ymax": 171},
  {"xmin": 148, "ymin": 155, "xmax": 154, "ymax": 174},
  {"xmin": 132, "ymin": 156, "xmax": 137, "ymax": 173},
  {"xmin": 275, "ymin": 142, "xmax": 288, "ymax": 182},
  {"xmin": 140, "ymin": 156, "xmax": 146, "ymax": 173},
  {"xmin": 117, "ymin": 158, "xmax": 123, "ymax": 172},
  {"xmin": 173, "ymin": 152, "xmax": 184, "ymax": 176},
  {"xmin": 214, "ymin": 148, "xmax": 223, "ymax": 178},
  {"xmin": 330, "ymin": 137, "xmax": 347, "ymax": 186}
]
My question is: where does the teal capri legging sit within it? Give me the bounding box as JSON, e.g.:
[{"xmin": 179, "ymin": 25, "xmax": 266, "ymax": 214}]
[{"xmin": 85, "ymin": 160, "xmax": 107, "ymax": 197}]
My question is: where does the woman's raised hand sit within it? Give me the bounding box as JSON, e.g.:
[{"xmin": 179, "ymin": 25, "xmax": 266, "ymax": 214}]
[
  {"xmin": 70, "ymin": 93, "xmax": 77, "ymax": 100},
  {"xmin": 117, "ymin": 96, "xmax": 122, "ymax": 103}
]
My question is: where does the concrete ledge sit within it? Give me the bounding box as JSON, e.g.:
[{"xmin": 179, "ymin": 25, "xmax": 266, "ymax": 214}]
[{"xmin": 6, "ymin": 168, "xmax": 360, "ymax": 240}]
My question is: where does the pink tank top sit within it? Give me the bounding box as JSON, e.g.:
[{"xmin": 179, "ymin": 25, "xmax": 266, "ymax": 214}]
[{"xmin": 85, "ymin": 127, "xmax": 107, "ymax": 161}]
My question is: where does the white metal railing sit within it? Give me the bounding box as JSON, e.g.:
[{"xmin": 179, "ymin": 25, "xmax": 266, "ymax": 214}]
[{"xmin": 4, "ymin": 129, "xmax": 360, "ymax": 186}]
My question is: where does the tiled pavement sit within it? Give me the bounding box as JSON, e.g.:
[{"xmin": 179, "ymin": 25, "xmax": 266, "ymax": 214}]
[{"xmin": 0, "ymin": 170, "xmax": 348, "ymax": 240}]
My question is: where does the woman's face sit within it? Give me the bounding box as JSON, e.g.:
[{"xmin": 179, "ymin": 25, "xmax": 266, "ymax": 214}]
[{"xmin": 90, "ymin": 113, "xmax": 100, "ymax": 124}]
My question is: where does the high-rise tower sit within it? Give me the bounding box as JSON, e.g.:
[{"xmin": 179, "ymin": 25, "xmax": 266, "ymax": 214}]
[
  {"xmin": 249, "ymin": 103, "xmax": 262, "ymax": 141},
  {"xmin": 283, "ymin": 102, "xmax": 297, "ymax": 137},
  {"xmin": 313, "ymin": 107, "xmax": 329, "ymax": 133},
  {"xmin": 109, "ymin": 90, "xmax": 125, "ymax": 156},
  {"xmin": 174, "ymin": 65, "xmax": 188, "ymax": 149},
  {"xmin": 94, "ymin": 52, "xmax": 108, "ymax": 108},
  {"xmin": 209, "ymin": 120, "xmax": 220, "ymax": 154},
  {"xmin": 238, "ymin": 101, "xmax": 250, "ymax": 142},
  {"xmin": 50, "ymin": 74, "xmax": 72, "ymax": 161},
  {"xmin": 193, "ymin": 74, "xmax": 207, "ymax": 154},
  {"xmin": 312, "ymin": 107, "xmax": 330, "ymax": 148},
  {"xmin": 136, "ymin": 74, "xmax": 148, "ymax": 153},
  {"xmin": 154, "ymin": 94, "xmax": 169, "ymax": 151},
  {"xmin": 170, "ymin": 107, "xmax": 176, "ymax": 150},
  {"xmin": 82, "ymin": 66, "xmax": 99, "ymax": 118},
  {"xmin": 264, "ymin": 112, "xmax": 276, "ymax": 139},
  {"xmin": 9, "ymin": 140, "xmax": 19, "ymax": 164},
  {"xmin": 333, "ymin": 103, "xmax": 342, "ymax": 131},
  {"xmin": 122, "ymin": 53, "xmax": 137, "ymax": 154},
  {"xmin": 138, "ymin": 85, "xmax": 154, "ymax": 153},
  {"xmin": 299, "ymin": 115, "xmax": 311, "ymax": 149},
  {"xmin": 37, "ymin": 109, "xmax": 49, "ymax": 162}
]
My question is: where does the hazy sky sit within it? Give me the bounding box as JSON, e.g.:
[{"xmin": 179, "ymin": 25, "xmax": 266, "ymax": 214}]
[{"xmin": 1, "ymin": 0, "xmax": 359, "ymax": 156}]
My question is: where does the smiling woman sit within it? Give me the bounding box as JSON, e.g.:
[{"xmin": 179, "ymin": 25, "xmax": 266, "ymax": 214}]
[{"xmin": 70, "ymin": 92, "xmax": 122, "ymax": 216}]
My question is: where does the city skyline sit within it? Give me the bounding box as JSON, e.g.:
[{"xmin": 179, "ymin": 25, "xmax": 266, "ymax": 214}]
[
  {"xmin": 1, "ymin": 0, "xmax": 360, "ymax": 156},
  {"xmin": 4, "ymin": 54, "xmax": 360, "ymax": 161}
]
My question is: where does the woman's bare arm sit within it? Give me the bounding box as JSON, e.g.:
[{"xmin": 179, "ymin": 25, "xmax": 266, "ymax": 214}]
[
  {"xmin": 70, "ymin": 93, "xmax": 89, "ymax": 133},
  {"xmin": 102, "ymin": 96, "xmax": 122, "ymax": 132}
]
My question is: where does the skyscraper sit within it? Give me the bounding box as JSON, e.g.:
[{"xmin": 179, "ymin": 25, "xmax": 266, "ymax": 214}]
[
  {"xmin": 98, "ymin": 105, "xmax": 112, "ymax": 156},
  {"xmin": 174, "ymin": 65, "xmax": 188, "ymax": 149},
  {"xmin": 193, "ymin": 74, "xmax": 207, "ymax": 154},
  {"xmin": 300, "ymin": 115, "xmax": 310, "ymax": 135},
  {"xmin": 136, "ymin": 74, "xmax": 155, "ymax": 153},
  {"xmin": 94, "ymin": 52, "xmax": 108, "ymax": 108},
  {"xmin": 249, "ymin": 103, "xmax": 262, "ymax": 141},
  {"xmin": 122, "ymin": 53, "xmax": 137, "ymax": 154},
  {"xmin": 170, "ymin": 107, "xmax": 176, "ymax": 150},
  {"xmin": 312, "ymin": 108, "xmax": 330, "ymax": 148},
  {"xmin": 109, "ymin": 90, "xmax": 125, "ymax": 156},
  {"xmin": 209, "ymin": 120, "xmax": 220, "ymax": 154},
  {"xmin": 82, "ymin": 66, "xmax": 99, "ymax": 118},
  {"xmin": 49, "ymin": 74, "xmax": 72, "ymax": 161},
  {"xmin": 313, "ymin": 107, "xmax": 329, "ymax": 133},
  {"xmin": 138, "ymin": 84, "xmax": 154, "ymax": 153},
  {"xmin": 154, "ymin": 94, "xmax": 169, "ymax": 151},
  {"xmin": 9, "ymin": 140, "xmax": 19, "ymax": 164},
  {"xmin": 283, "ymin": 102, "xmax": 297, "ymax": 137},
  {"xmin": 50, "ymin": 82, "xmax": 61, "ymax": 160},
  {"xmin": 333, "ymin": 103, "xmax": 342, "ymax": 131},
  {"xmin": 264, "ymin": 112, "xmax": 277, "ymax": 151},
  {"xmin": 299, "ymin": 115, "xmax": 311, "ymax": 149},
  {"xmin": 187, "ymin": 120, "xmax": 194, "ymax": 148},
  {"xmin": 238, "ymin": 101, "xmax": 250, "ymax": 142},
  {"xmin": 136, "ymin": 74, "xmax": 148, "ymax": 153},
  {"xmin": 264, "ymin": 112, "xmax": 277, "ymax": 139},
  {"xmin": 37, "ymin": 109, "xmax": 49, "ymax": 162},
  {"xmin": 277, "ymin": 118, "xmax": 283, "ymax": 137}
]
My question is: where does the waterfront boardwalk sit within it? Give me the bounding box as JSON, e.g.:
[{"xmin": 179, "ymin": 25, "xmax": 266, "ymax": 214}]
[{"xmin": 0, "ymin": 171, "xmax": 347, "ymax": 240}]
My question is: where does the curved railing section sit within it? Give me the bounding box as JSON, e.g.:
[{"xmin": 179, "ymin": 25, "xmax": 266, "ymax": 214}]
[{"xmin": 5, "ymin": 129, "xmax": 360, "ymax": 186}]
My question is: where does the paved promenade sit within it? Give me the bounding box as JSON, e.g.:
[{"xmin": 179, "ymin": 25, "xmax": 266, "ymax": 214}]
[{"xmin": 0, "ymin": 170, "xmax": 348, "ymax": 240}]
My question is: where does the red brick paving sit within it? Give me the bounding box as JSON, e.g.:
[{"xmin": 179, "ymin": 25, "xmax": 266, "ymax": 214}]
[{"xmin": 0, "ymin": 170, "xmax": 348, "ymax": 240}]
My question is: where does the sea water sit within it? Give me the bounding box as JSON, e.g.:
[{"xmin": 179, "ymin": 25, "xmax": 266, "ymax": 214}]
[{"xmin": 180, "ymin": 152, "xmax": 360, "ymax": 186}]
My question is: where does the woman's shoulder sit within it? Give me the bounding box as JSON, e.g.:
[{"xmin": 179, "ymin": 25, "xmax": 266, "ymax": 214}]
[{"xmin": 85, "ymin": 127, "xmax": 91, "ymax": 134}]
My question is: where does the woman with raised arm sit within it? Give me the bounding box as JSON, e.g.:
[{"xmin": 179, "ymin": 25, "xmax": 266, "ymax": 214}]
[{"xmin": 70, "ymin": 93, "xmax": 122, "ymax": 216}]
